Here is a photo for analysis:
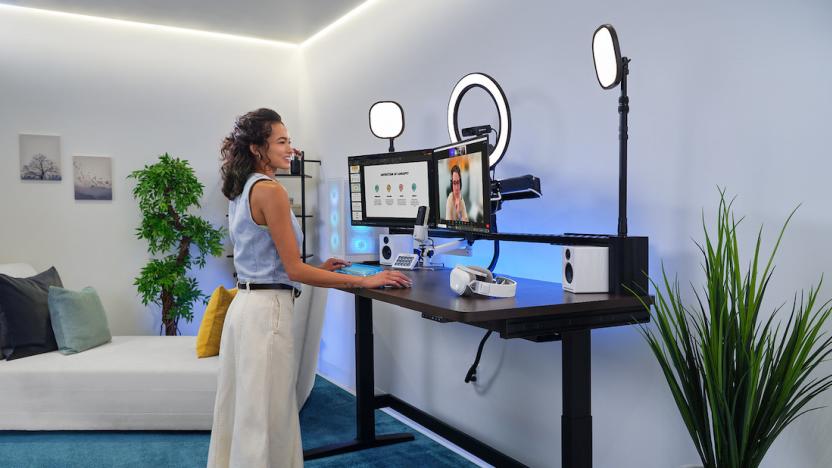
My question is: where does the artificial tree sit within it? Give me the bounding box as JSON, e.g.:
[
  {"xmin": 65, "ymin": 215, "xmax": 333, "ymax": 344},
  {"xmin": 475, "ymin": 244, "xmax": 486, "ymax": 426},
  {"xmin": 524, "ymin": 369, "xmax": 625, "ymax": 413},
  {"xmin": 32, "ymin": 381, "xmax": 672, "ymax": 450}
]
[{"xmin": 129, "ymin": 153, "xmax": 225, "ymax": 336}]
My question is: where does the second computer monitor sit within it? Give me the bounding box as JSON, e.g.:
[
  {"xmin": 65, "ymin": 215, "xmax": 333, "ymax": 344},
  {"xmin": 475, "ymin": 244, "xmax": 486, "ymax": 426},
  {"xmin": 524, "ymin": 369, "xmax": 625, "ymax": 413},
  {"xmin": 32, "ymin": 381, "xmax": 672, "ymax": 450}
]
[{"xmin": 433, "ymin": 137, "xmax": 491, "ymax": 233}]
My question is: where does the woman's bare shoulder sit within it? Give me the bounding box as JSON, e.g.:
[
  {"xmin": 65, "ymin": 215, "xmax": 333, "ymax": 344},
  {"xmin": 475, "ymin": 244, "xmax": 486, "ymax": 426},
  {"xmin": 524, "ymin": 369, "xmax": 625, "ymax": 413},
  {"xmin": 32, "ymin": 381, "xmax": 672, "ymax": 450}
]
[{"xmin": 251, "ymin": 179, "xmax": 289, "ymax": 204}]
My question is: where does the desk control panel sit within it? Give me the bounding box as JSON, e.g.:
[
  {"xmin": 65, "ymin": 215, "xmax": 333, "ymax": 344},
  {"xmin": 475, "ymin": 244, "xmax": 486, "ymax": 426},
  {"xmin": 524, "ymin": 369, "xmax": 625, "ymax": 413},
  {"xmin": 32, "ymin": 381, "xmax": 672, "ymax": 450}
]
[
  {"xmin": 421, "ymin": 312, "xmax": 451, "ymax": 323},
  {"xmin": 392, "ymin": 253, "xmax": 420, "ymax": 270}
]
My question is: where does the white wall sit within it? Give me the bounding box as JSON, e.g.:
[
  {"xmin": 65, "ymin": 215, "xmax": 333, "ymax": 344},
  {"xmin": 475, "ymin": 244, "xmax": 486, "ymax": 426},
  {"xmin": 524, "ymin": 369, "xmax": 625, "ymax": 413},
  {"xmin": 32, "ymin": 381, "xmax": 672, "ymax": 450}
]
[
  {"xmin": 0, "ymin": 7, "xmax": 300, "ymax": 335},
  {"xmin": 300, "ymin": 0, "xmax": 832, "ymax": 466},
  {"xmin": 3, "ymin": 1, "xmax": 832, "ymax": 466}
]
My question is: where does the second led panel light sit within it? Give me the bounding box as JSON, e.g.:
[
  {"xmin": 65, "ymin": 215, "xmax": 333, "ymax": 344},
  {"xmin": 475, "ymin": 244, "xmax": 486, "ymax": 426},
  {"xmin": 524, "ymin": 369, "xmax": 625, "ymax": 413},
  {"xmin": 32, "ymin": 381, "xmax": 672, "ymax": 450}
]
[{"xmin": 369, "ymin": 101, "xmax": 404, "ymax": 152}]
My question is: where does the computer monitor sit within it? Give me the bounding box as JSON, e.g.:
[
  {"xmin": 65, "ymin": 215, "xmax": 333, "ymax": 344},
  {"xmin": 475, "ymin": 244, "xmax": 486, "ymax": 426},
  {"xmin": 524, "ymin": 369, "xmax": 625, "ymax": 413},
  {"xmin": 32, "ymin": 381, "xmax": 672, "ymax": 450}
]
[
  {"xmin": 348, "ymin": 149, "xmax": 435, "ymax": 228},
  {"xmin": 432, "ymin": 137, "xmax": 491, "ymax": 233}
]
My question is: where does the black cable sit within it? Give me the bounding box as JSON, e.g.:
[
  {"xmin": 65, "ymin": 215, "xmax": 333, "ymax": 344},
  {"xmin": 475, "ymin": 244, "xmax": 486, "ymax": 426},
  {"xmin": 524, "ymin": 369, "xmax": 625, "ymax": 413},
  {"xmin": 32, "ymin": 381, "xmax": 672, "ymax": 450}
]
[
  {"xmin": 487, "ymin": 240, "xmax": 500, "ymax": 272},
  {"xmin": 467, "ymin": 214, "xmax": 499, "ymax": 384},
  {"xmin": 464, "ymin": 330, "xmax": 493, "ymax": 383},
  {"xmin": 487, "ymin": 212, "xmax": 499, "ymax": 272}
]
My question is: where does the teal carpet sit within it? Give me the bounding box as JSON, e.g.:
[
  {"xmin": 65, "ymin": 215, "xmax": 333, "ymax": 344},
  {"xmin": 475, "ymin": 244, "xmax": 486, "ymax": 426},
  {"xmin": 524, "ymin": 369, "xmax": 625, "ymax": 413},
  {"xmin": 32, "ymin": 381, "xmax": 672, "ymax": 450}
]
[{"xmin": 0, "ymin": 376, "xmax": 475, "ymax": 467}]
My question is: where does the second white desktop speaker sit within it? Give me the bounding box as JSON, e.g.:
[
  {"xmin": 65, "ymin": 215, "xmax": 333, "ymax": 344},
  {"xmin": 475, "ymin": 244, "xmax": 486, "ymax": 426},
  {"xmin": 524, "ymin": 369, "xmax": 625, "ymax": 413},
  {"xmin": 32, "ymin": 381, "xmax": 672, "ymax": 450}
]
[
  {"xmin": 379, "ymin": 234, "xmax": 413, "ymax": 266},
  {"xmin": 562, "ymin": 246, "xmax": 609, "ymax": 293}
]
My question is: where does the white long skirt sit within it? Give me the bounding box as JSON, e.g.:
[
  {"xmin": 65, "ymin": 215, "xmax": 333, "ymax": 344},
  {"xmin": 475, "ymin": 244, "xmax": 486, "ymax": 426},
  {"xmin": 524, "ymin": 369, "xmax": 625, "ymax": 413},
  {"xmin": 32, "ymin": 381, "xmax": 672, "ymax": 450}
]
[{"xmin": 207, "ymin": 288, "xmax": 303, "ymax": 468}]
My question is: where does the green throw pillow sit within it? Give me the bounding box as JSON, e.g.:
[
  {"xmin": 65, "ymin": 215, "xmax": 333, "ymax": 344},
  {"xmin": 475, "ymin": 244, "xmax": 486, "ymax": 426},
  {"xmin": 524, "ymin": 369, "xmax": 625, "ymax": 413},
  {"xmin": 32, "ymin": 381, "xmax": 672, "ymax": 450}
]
[{"xmin": 47, "ymin": 286, "xmax": 112, "ymax": 355}]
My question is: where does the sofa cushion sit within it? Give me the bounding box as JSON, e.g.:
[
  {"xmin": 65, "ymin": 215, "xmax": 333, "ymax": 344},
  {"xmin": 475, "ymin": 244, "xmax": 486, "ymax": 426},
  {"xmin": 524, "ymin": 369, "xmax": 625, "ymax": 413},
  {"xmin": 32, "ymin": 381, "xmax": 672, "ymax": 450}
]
[
  {"xmin": 48, "ymin": 286, "xmax": 112, "ymax": 355},
  {"xmin": 196, "ymin": 286, "xmax": 237, "ymax": 358},
  {"xmin": 0, "ymin": 267, "xmax": 63, "ymax": 360}
]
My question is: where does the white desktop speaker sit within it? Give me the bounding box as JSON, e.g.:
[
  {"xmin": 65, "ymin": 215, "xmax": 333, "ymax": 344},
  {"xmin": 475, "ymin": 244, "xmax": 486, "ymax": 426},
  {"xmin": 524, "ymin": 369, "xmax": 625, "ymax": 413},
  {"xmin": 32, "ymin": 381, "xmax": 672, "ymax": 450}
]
[
  {"xmin": 379, "ymin": 234, "xmax": 413, "ymax": 266},
  {"xmin": 562, "ymin": 246, "xmax": 609, "ymax": 293},
  {"xmin": 322, "ymin": 178, "xmax": 380, "ymax": 262}
]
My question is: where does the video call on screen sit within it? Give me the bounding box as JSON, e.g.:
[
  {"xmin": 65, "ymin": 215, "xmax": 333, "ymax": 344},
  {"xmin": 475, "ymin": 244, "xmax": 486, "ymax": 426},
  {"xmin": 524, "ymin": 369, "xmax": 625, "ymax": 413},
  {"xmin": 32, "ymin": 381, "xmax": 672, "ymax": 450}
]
[{"xmin": 436, "ymin": 148, "xmax": 485, "ymax": 228}]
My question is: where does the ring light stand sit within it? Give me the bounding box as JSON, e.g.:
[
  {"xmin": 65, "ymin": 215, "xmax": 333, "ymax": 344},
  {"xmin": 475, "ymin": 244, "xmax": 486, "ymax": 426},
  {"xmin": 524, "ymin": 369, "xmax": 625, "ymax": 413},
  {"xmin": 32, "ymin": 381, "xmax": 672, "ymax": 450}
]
[{"xmin": 446, "ymin": 72, "xmax": 543, "ymax": 274}]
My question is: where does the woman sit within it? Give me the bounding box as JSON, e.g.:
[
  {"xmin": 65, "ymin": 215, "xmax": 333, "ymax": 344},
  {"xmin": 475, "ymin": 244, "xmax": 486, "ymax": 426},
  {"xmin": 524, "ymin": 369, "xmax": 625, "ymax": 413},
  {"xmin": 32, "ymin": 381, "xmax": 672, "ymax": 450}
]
[{"xmin": 208, "ymin": 108, "xmax": 411, "ymax": 468}]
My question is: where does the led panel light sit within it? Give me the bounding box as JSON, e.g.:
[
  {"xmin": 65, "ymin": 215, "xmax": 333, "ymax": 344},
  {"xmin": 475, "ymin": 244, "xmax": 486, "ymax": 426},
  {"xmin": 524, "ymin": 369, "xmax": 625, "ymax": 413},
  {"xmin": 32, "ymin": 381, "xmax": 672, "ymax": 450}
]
[
  {"xmin": 369, "ymin": 101, "xmax": 404, "ymax": 139},
  {"xmin": 592, "ymin": 24, "xmax": 623, "ymax": 89}
]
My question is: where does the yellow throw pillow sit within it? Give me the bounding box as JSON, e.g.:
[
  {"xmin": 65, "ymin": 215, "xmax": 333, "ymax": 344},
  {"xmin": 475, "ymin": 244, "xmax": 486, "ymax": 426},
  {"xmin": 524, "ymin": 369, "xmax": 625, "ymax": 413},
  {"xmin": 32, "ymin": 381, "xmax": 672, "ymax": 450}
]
[{"xmin": 196, "ymin": 286, "xmax": 237, "ymax": 358}]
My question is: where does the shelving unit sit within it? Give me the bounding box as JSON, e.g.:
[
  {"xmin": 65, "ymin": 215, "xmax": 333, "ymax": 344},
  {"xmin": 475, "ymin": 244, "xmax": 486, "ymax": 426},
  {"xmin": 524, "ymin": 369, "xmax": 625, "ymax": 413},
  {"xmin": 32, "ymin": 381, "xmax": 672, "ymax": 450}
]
[{"xmin": 277, "ymin": 158, "xmax": 322, "ymax": 263}]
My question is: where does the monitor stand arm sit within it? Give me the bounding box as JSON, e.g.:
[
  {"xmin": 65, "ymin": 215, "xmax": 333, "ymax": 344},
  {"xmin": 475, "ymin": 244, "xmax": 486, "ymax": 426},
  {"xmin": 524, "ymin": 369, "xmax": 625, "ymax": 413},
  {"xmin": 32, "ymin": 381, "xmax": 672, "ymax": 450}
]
[{"xmin": 417, "ymin": 238, "xmax": 471, "ymax": 269}]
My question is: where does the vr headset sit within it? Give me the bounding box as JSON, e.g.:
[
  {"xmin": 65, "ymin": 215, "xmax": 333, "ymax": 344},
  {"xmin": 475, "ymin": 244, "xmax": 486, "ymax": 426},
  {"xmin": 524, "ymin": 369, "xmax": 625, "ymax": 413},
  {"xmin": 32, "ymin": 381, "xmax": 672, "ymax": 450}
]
[{"xmin": 449, "ymin": 265, "xmax": 516, "ymax": 298}]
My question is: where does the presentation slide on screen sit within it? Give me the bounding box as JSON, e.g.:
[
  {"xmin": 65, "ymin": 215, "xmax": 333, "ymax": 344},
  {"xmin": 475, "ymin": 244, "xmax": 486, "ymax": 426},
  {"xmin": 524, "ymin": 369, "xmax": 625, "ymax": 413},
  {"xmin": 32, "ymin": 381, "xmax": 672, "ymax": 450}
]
[{"xmin": 363, "ymin": 161, "xmax": 429, "ymax": 219}]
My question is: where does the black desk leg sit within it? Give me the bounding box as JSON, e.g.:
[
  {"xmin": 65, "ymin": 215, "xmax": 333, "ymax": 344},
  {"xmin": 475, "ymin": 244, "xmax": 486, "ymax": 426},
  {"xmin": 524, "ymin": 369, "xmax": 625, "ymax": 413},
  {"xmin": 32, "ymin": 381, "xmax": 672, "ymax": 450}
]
[
  {"xmin": 562, "ymin": 329, "xmax": 592, "ymax": 468},
  {"xmin": 303, "ymin": 296, "xmax": 414, "ymax": 460},
  {"xmin": 355, "ymin": 295, "xmax": 377, "ymax": 440}
]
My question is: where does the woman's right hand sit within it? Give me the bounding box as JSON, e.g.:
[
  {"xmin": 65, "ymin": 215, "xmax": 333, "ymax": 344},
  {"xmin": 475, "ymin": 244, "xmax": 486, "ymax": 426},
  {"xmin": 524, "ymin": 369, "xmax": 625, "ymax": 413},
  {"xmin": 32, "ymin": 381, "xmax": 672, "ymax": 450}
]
[{"xmin": 361, "ymin": 270, "xmax": 412, "ymax": 289}]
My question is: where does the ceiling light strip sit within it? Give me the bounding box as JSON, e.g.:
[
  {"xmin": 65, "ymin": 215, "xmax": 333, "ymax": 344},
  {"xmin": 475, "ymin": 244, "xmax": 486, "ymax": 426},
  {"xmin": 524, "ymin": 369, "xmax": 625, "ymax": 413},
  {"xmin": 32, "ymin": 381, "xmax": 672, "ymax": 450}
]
[
  {"xmin": 0, "ymin": 3, "xmax": 298, "ymax": 48},
  {"xmin": 301, "ymin": 0, "xmax": 380, "ymax": 48}
]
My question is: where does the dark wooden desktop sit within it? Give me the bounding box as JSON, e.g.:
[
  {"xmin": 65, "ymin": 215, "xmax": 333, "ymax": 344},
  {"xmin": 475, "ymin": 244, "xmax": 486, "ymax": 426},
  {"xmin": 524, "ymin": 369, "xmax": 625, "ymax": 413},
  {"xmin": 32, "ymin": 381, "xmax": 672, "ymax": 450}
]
[{"xmin": 303, "ymin": 268, "xmax": 651, "ymax": 468}]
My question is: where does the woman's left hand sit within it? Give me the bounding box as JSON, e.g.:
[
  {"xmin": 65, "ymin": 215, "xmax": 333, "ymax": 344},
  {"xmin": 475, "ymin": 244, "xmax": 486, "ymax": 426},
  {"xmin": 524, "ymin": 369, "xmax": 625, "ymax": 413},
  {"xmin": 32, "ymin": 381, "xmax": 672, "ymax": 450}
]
[{"xmin": 321, "ymin": 257, "xmax": 351, "ymax": 272}]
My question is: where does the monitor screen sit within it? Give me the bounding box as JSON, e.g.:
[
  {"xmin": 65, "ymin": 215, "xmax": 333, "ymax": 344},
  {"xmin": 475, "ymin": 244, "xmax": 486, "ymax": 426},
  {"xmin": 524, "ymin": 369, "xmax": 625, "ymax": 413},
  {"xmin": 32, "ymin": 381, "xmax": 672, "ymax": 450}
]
[
  {"xmin": 432, "ymin": 137, "xmax": 491, "ymax": 233},
  {"xmin": 348, "ymin": 149, "xmax": 434, "ymax": 227}
]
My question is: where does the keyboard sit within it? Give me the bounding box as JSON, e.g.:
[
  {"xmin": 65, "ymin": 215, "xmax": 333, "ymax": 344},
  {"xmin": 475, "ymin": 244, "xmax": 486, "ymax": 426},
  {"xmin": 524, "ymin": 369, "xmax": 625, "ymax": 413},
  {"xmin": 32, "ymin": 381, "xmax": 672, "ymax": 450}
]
[{"xmin": 337, "ymin": 263, "xmax": 384, "ymax": 277}]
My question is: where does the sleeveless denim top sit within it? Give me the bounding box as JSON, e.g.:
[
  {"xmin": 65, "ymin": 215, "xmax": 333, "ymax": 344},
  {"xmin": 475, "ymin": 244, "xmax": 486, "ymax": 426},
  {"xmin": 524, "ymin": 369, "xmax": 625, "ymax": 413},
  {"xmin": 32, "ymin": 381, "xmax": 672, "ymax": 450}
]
[{"xmin": 228, "ymin": 173, "xmax": 303, "ymax": 289}]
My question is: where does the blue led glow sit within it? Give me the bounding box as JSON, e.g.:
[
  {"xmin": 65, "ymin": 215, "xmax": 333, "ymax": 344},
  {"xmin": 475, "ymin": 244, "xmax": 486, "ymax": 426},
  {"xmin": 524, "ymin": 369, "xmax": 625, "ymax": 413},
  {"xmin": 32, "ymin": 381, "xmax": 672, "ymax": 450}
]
[
  {"xmin": 351, "ymin": 238, "xmax": 371, "ymax": 253},
  {"xmin": 330, "ymin": 212, "xmax": 338, "ymax": 226},
  {"xmin": 330, "ymin": 233, "xmax": 340, "ymax": 249},
  {"xmin": 330, "ymin": 187, "xmax": 339, "ymax": 205}
]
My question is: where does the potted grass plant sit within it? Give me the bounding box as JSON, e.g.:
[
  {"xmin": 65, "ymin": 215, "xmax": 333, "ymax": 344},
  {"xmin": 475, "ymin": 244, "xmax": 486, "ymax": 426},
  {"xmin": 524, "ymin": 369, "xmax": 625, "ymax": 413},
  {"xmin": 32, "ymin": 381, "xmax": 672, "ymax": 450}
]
[{"xmin": 639, "ymin": 191, "xmax": 832, "ymax": 468}]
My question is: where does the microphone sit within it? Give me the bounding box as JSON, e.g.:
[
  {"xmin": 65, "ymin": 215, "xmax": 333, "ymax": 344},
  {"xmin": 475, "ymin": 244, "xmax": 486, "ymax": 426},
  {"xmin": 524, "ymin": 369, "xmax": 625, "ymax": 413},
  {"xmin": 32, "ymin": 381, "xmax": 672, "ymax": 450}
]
[{"xmin": 413, "ymin": 205, "xmax": 428, "ymax": 242}]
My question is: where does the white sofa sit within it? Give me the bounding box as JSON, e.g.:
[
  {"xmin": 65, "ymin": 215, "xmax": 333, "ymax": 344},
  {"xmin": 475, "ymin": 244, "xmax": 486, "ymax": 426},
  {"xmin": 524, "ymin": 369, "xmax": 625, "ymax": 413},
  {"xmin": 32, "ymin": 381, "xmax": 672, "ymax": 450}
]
[
  {"xmin": 0, "ymin": 335, "xmax": 218, "ymax": 430},
  {"xmin": 0, "ymin": 262, "xmax": 324, "ymax": 431}
]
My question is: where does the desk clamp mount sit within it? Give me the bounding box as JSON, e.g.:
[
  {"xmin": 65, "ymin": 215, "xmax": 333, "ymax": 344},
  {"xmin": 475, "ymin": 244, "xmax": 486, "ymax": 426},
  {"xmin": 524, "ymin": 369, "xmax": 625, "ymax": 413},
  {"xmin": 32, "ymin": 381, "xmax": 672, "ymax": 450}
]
[{"xmin": 413, "ymin": 219, "xmax": 471, "ymax": 269}]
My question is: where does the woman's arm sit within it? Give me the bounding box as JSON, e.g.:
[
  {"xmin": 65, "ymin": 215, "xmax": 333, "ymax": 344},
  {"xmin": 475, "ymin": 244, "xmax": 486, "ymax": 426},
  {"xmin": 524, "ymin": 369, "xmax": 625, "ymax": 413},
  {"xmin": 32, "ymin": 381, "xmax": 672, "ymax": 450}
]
[{"xmin": 251, "ymin": 180, "xmax": 411, "ymax": 289}]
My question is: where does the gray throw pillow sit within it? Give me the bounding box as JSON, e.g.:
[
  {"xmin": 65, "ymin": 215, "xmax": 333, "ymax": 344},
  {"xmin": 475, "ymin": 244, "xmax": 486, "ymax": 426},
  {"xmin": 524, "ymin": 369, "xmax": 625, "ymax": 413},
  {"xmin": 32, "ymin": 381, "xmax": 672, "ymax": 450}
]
[{"xmin": 47, "ymin": 286, "xmax": 112, "ymax": 355}]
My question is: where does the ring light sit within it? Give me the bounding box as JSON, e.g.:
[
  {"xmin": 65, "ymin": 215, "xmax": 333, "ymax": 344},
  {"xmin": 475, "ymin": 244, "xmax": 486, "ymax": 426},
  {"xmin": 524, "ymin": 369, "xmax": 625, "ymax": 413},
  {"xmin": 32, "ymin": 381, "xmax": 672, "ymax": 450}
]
[{"xmin": 447, "ymin": 73, "xmax": 511, "ymax": 168}]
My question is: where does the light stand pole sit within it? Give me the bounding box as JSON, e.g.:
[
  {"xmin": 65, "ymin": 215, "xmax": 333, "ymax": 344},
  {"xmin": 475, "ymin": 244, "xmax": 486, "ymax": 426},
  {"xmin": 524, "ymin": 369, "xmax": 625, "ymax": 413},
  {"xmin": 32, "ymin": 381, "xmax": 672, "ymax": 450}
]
[
  {"xmin": 617, "ymin": 57, "xmax": 630, "ymax": 238},
  {"xmin": 593, "ymin": 23, "xmax": 630, "ymax": 238}
]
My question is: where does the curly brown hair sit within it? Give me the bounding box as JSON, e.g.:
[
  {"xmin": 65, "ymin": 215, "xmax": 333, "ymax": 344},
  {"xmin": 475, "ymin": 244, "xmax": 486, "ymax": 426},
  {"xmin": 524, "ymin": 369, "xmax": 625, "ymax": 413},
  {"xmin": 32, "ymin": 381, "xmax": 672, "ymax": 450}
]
[{"xmin": 220, "ymin": 108, "xmax": 282, "ymax": 200}]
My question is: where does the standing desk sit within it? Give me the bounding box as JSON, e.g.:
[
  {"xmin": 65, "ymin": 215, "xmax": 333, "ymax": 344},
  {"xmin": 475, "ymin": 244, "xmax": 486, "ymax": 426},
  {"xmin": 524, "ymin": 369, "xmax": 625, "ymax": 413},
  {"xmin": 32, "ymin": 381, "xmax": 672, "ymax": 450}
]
[{"xmin": 303, "ymin": 268, "xmax": 651, "ymax": 468}]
